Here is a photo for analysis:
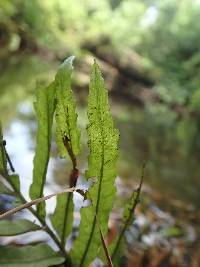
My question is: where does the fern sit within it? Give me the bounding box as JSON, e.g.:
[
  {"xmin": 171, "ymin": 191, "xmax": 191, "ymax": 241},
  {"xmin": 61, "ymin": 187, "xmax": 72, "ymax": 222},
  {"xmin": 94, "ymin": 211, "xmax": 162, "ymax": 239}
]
[
  {"xmin": 29, "ymin": 81, "xmax": 56, "ymax": 220},
  {"xmin": 55, "ymin": 56, "xmax": 80, "ymax": 159},
  {"xmin": 0, "ymin": 219, "xmax": 41, "ymax": 236},
  {"xmin": 0, "ymin": 243, "xmax": 65, "ymax": 267},
  {"xmin": 0, "ymin": 122, "xmax": 67, "ymax": 266},
  {"xmin": 51, "ymin": 56, "xmax": 80, "ymax": 246},
  {"xmin": 70, "ymin": 62, "xmax": 119, "ymax": 267},
  {"xmin": 0, "ymin": 57, "xmax": 142, "ymax": 267},
  {"xmin": 110, "ymin": 165, "xmax": 144, "ymax": 265}
]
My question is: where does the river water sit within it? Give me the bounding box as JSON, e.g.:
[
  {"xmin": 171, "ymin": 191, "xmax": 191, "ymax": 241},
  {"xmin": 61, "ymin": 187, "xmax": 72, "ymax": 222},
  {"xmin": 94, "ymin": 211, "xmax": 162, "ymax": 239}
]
[{"xmin": 1, "ymin": 56, "xmax": 200, "ymax": 210}]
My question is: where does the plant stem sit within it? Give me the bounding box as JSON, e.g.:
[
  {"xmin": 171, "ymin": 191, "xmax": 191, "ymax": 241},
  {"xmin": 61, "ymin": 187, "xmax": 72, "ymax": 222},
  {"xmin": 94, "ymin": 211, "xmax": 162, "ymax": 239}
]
[
  {"xmin": 8, "ymin": 178, "xmax": 71, "ymax": 264},
  {"xmin": 61, "ymin": 135, "xmax": 79, "ymax": 247},
  {"xmin": 1, "ymin": 130, "xmax": 73, "ymax": 266},
  {"xmin": 1, "ymin": 173, "xmax": 72, "ymax": 266},
  {"xmin": 63, "ymin": 136, "xmax": 77, "ymax": 171},
  {"xmin": 111, "ymin": 164, "xmax": 145, "ymax": 260},
  {"xmin": 88, "ymin": 192, "xmax": 113, "ymax": 267},
  {"xmin": 61, "ymin": 192, "xmax": 72, "ymax": 246}
]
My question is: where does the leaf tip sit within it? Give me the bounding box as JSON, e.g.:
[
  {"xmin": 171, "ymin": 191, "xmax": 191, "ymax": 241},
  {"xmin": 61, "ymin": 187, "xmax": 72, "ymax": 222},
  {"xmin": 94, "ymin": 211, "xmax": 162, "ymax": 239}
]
[{"xmin": 60, "ymin": 55, "xmax": 75, "ymax": 70}]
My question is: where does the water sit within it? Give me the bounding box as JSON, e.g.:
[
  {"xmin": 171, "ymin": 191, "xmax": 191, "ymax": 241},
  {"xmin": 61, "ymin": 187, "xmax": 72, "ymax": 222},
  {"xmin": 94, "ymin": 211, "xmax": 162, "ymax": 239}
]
[
  {"xmin": 1, "ymin": 97, "xmax": 200, "ymax": 209},
  {"xmin": 113, "ymin": 103, "xmax": 200, "ymax": 208}
]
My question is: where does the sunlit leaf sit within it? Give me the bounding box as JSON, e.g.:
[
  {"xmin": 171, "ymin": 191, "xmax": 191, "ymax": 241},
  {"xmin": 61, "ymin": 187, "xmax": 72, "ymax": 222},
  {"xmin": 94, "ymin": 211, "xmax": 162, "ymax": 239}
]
[
  {"xmin": 29, "ymin": 82, "xmax": 56, "ymax": 220},
  {"xmin": 51, "ymin": 56, "xmax": 80, "ymax": 246},
  {"xmin": 71, "ymin": 61, "xmax": 119, "ymax": 266},
  {"xmin": 54, "ymin": 56, "xmax": 80, "ymax": 158}
]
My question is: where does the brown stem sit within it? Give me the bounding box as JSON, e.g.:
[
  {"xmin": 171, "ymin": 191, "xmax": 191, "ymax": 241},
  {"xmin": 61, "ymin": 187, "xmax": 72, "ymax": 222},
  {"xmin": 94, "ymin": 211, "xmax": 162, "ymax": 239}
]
[
  {"xmin": 60, "ymin": 135, "xmax": 79, "ymax": 248},
  {"xmin": 63, "ymin": 136, "xmax": 77, "ymax": 171}
]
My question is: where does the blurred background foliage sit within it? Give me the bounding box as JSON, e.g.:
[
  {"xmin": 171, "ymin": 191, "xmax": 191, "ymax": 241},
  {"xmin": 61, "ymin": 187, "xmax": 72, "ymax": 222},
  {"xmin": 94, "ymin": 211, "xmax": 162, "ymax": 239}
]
[{"xmin": 1, "ymin": 0, "xmax": 200, "ymax": 265}]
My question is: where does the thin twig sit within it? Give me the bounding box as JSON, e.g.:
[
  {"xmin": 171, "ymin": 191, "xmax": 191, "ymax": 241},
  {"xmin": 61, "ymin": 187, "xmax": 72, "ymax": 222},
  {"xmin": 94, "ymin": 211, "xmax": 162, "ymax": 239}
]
[
  {"xmin": 0, "ymin": 187, "xmax": 76, "ymax": 219},
  {"xmin": 98, "ymin": 218, "xmax": 114, "ymax": 267}
]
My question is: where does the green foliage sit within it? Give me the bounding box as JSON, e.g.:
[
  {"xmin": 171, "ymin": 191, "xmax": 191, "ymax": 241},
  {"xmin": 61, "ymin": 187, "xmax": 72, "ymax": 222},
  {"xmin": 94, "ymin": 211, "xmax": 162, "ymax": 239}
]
[
  {"xmin": 0, "ymin": 0, "xmax": 148, "ymax": 55},
  {"xmin": 0, "ymin": 219, "xmax": 40, "ymax": 236},
  {"xmin": 0, "ymin": 57, "xmax": 142, "ymax": 266},
  {"xmin": 138, "ymin": 0, "xmax": 200, "ymax": 107},
  {"xmin": 0, "ymin": 243, "xmax": 65, "ymax": 267},
  {"xmin": 71, "ymin": 62, "xmax": 119, "ymax": 266},
  {"xmin": 110, "ymin": 169, "xmax": 143, "ymax": 266},
  {"xmin": 51, "ymin": 56, "xmax": 80, "ymax": 246},
  {"xmin": 51, "ymin": 192, "xmax": 74, "ymax": 246},
  {"xmin": 54, "ymin": 56, "xmax": 80, "ymax": 158},
  {"xmin": 9, "ymin": 174, "xmax": 20, "ymax": 192},
  {"xmin": 2, "ymin": 0, "xmax": 200, "ymax": 135},
  {"xmin": 29, "ymin": 82, "xmax": 56, "ymax": 220},
  {"xmin": 0, "ymin": 180, "xmax": 13, "ymax": 195}
]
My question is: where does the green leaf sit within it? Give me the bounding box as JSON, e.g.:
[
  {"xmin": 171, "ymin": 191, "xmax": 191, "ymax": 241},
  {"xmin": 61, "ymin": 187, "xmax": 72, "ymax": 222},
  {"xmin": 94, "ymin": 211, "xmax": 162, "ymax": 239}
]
[
  {"xmin": 0, "ymin": 243, "xmax": 65, "ymax": 267},
  {"xmin": 110, "ymin": 164, "xmax": 144, "ymax": 265},
  {"xmin": 51, "ymin": 56, "xmax": 80, "ymax": 246},
  {"xmin": 71, "ymin": 61, "xmax": 119, "ymax": 267},
  {"xmin": 110, "ymin": 190, "xmax": 138, "ymax": 265},
  {"xmin": 0, "ymin": 219, "xmax": 40, "ymax": 236},
  {"xmin": 55, "ymin": 126, "xmax": 67, "ymax": 158},
  {"xmin": 0, "ymin": 175, "xmax": 20, "ymax": 198},
  {"xmin": 29, "ymin": 82, "xmax": 56, "ymax": 220},
  {"xmin": 9, "ymin": 174, "xmax": 20, "ymax": 192},
  {"xmin": 54, "ymin": 56, "xmax": 80, "ymax": 158},
  {"xmin": 51, "ymin": 193, "xmax": 73, "ymax": 246},
  {"xmin": 0, "ymin": 181, "xmax": 13, "ymax": 195}
]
